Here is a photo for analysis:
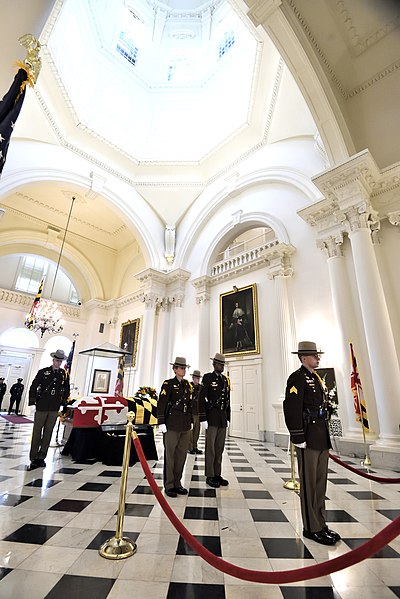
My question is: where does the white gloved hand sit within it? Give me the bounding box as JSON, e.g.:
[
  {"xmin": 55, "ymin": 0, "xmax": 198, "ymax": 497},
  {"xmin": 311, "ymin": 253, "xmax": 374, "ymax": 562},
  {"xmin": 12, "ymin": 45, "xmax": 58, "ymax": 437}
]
[
  {"xmin": 190, "ymin": 423, "xmax": 194, "ymax": 429},
  {"xmin": 227, "ymin": 421, "xmax": 230, "ymax": 427},
  {"xmin": 201, "ymin": 421, "xmax": 208, "ymax": 431},
  {"xmin": 293, "ymin": 442, "xmax": 306, "ymax": 448},
  {"xmin": 159, "ymin": 424, "xmax": 167, "ymax": 434}
]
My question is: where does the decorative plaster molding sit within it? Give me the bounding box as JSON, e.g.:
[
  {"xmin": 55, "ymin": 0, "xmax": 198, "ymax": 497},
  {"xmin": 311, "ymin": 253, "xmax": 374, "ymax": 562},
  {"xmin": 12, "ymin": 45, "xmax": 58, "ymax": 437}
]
[
  {"xmin": 246, "ymin": 0, "xmax": 283, "ymax": 27},
  {"xmin": 191, "ymin": 275, "xmax": 211, "ymax": 304},
  {"xmin": 348, "ymin": 61, "xmax": 400, "ymax": 98},
  {"xmin": 316, "ymin": 234, "xmax": 344, "ymax": 259},
  {"xmin": 388, "ymin": 211, "xmax": 400, "ymax": 226}
]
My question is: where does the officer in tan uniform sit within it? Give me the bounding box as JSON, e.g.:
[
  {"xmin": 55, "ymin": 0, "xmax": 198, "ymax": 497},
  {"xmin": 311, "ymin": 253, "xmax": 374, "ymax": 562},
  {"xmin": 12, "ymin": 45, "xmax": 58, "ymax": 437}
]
[
  {"xmin": 199, "ymin": 352, "xmax": 231, "ymax": 488},
  {"xmin": 283, "ymin": 341, "xmax": 340, "ymax": 546},
  {"xmin": 188, "ymin": 369, "xmax": 202, "ymax": 454},
  {"xmin": 157, "ymin": 357, "xmax": 193, "ymax": 498}
]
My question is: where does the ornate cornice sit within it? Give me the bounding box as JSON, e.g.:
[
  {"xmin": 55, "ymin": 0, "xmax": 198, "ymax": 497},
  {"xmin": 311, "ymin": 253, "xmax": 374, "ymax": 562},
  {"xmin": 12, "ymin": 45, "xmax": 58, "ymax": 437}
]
[
  {"xmin": 191, "ymin": 275, "xmax": 212, "ymax": 304},
  {"xmin": 265, "ymin": 244, "xmax": 296, "ymax": 279}
]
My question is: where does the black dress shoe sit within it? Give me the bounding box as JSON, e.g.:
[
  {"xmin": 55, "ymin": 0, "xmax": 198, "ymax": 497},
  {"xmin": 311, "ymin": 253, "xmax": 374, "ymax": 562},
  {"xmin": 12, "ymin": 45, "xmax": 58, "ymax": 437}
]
[
  {"xmin": 206, "ymin": 476, "xmax": 220, "ymax": 488},
  {"xmin": 323, "ymin": 526, "xmax": 341, "ymax": 541},
  {"xmin": 37, "ymin": 459, "xmax": 46, "ymax": 467},
  {"xmin": 194, "ymin": 449, "xmax": 203, "ymax": 454},
  {"xmin": 188, "ymin": 450, "xmax": 196, "ymax": 454},
  {"xmin": 27, "ymin": 461, "xmax": 39, "ymax": 471},
  {"xmin": 216, "ymin": 475, "xmax": 229, "ymax": 486},
  {"xmin": 174, "ymin": 486, "xmax": 188, "ymax": 495},
  {"xmin": 303, "ymin": 529, "xmax": 337, "ymax": 545},
  {"xmin": 165, "ymin": 489, "xmax": 177, "ymax": 498}
]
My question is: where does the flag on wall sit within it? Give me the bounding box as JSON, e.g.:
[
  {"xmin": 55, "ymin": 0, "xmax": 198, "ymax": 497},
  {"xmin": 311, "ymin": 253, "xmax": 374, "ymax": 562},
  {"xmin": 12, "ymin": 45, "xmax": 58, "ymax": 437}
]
[
  {"xmin": 25, "ymin": 276, "xmax": 45, "ymax": 330},
  {"xmin": 350, "ymin": 342, "xmax": 369, "ymax": 431},
  {"xmin": 0, "ymin": 67, "xmax": 29, "ymax": 177},
  {"xmin": 115, "ymin": 355, "xmax": 125, "ymax": 397}
]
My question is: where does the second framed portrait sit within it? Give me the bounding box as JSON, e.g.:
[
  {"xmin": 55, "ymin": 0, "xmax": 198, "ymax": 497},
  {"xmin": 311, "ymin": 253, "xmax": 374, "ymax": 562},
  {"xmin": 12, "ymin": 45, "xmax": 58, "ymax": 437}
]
[
  {"xmin": 120, "ymin": 318, "xmax": 140, "ymax": 367},
  {"xmin": 220, "ymin": 284, "xmax": 260, "ymax": 356}
]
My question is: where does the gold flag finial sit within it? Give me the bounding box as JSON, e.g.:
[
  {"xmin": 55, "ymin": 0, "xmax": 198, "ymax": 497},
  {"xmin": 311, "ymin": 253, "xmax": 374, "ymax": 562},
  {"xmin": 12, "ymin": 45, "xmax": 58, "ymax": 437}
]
[{"xmin": 18, "ymin": 34, "xmax": 42, "ymax": 84}]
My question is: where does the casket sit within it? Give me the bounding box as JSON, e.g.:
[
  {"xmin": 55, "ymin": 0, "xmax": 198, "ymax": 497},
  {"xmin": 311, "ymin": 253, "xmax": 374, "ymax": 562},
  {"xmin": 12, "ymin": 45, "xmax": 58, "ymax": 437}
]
[{"xmin": 71, "ymin": 396, "xmax": 128, "ymax": 428}]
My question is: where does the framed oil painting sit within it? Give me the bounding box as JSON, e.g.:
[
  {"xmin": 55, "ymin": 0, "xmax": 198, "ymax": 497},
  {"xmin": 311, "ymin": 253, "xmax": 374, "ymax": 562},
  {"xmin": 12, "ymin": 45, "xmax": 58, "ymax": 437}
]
[
  {"xmin": 220, "ymin": 284, "xmax": 259, "ymax": 356},
  {"xmin": 120, "ymin": 318, "xmax": 140, "ymax": 367},
  {"xmin": 91, "ymin": 369, "xmax": 111, "ymax": 394}
]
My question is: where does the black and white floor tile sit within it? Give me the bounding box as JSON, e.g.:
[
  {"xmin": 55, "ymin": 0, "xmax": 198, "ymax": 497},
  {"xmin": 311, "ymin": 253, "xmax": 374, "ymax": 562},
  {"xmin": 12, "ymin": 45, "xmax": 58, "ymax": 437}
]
[{"xmin": 0, "ymin": 417, "xmax": 399, "ymax": 598}]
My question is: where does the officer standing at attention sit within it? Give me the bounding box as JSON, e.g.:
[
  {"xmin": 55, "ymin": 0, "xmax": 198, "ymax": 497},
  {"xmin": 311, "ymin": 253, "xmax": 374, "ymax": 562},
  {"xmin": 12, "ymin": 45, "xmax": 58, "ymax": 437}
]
[
  {"xmin": 158, "ymin": 357, "xmax": 193, "ymax": 498},
  {"xmin": 199, "ymin": 352, "xmax": 231, "ymax": 488},
  {"xmin": 283, "ymin": 341, "xmax": 340, "ymax": 546},
  {"xmin": 0, "ymin": 377, "xmax": 7, "ymax": 411},
  {"xmin": 8, "ymin": 378, "xmax": 25, "ymax": 415},
  {"xmin": 188, "ymin": 369, "xmax": 202, "ymax": 455},
  {"xmin": 28, "ymin": 349, "xmax": 70, "ymax": 470}
]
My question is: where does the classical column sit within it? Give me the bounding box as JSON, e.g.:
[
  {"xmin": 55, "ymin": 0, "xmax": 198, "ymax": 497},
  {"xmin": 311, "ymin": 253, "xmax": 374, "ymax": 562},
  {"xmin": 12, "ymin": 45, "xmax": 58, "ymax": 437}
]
[
  {"xmin": 317, "ymin": 234, "xmax": 364, "ymax": 436},
  {"xmin": 192, "ymin": 276, "xmax": 211, "ymax": 375},
  {"xmin": 135, "ymin": 293, "xmax": 158, "ymax": 388},
  {"xmin": 153, "ymin": 299, "xmax": 170, "ymax": 388},
  {"xmin": 266, "ymin": 246, "xmax": 297, "ymax": 386},
  {"xmin": 346, "ymin": 204, "xmax": 400, "ymax": 445}
]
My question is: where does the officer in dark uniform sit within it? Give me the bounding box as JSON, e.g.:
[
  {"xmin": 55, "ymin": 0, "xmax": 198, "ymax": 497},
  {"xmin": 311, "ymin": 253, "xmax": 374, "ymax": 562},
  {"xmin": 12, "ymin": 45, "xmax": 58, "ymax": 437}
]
[
  {"xmin": 199, "ymin": 352, "xmax": 231, "ymax": 488},
  {"xmin": 283, "ymin": 341, "xmax": 340, "ymax": 546},
  {"xmin": 0, "ymin": 378, "xmax": 7, "ymax": 411},
  {"xmin": 157, "ymin": 356, "xmax": 193, "ymax": 497},
  {"xmin": 188, "ymin": 369, "xmax": 202, "ymax": 454},
  {"xmin": 8, "ymin": 378, "xmax": 24, "ymax": 415},
  {"xmin": 28, "ymin": 349, "xmax": 70, "ymax": 470}
]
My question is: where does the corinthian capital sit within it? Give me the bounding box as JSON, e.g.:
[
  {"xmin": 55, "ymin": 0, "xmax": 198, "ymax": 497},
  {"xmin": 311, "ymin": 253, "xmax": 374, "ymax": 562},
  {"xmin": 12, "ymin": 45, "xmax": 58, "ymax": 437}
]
[{"xmin": 317, "ymin": 234, "xmax": 344, "ymax": 258}]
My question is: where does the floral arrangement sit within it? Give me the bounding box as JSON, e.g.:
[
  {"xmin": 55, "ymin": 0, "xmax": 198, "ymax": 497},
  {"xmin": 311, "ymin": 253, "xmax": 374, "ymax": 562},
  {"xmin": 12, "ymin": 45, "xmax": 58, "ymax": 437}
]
[
  {"xmin": 134, "ymin": 386, "xmax": 158, "ymax": 401},
  {"xmin": 58, "ymin": 397, "xmax": 76, "ymax": 422}
]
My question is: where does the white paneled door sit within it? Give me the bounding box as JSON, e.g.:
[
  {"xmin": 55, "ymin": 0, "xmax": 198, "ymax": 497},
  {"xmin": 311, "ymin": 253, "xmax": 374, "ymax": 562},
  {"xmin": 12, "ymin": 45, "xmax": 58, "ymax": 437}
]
[{"xmin": 227, "ymin": 359, "xmax": 261, "ymax": 440}]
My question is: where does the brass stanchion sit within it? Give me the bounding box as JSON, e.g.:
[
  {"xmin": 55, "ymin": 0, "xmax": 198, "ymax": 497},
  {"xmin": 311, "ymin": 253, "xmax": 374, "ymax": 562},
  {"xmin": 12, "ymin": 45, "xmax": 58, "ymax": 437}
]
[
  {"xmin": 99, "ymin": 412, "xmax": 138, "ymax": 559},
  {"xmin": 283, "ymin": 442, "xmax": 300, "ymax": 491}
]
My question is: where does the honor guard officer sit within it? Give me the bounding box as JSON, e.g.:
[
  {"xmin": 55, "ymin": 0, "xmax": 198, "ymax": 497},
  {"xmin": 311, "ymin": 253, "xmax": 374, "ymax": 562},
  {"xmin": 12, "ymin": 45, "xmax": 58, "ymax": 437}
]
[
  {"xmin": 199, "ymin": 352, "xmax": 231, "ymax": 488},
  {"xmin": 188, "ymin": 369, "xmax": 202, "ymax": 455},
  {"xmin": 157, "ymin": 357, "xmax": 193, "ymax": 498},
  {"xmin": 8, "ymin": 378, "xmax": 24, "ymax": 415},
  {"xmin": 283, "ymin": 341, "xmax": 340, "ymax": 546},
  {"xmin": 28, "ymin": 349, "xmax": 70, "ymax": 470},
  {"xmin": 0, "ymin": 377, "xmax": 7, "ymax": 411}
]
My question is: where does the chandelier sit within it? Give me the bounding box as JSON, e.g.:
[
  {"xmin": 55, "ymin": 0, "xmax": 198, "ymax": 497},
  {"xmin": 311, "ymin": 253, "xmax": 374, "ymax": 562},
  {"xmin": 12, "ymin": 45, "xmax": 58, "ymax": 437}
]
[{"xmin": 25, "ymin": 196, "xmax": 76, "ymax": 337}]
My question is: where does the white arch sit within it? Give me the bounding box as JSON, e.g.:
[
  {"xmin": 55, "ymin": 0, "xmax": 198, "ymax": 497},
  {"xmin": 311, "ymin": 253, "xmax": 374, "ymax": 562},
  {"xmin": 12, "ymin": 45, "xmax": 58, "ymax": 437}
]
[
  {"xmin": 0, "ymin": 143, "xmax": 165, "ymax": 270},
  {"xmin": 177, "ymin": 164, "xmax": 321, "ymax": 267}
]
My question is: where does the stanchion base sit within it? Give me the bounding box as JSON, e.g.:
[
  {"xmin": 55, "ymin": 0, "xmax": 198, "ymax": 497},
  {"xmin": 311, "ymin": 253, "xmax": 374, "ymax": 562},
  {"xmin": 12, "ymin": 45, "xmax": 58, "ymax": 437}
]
[
  {"xmin": 283, "ymin": 480, "xmax": 300, "ymax": 490},
  {"xmin": 99, "ymin": 536, "xmax": 137, "ymax": 560},
  {"xmin": 361, "ymin": 456, "xmax": 372, "ymax": 467}
]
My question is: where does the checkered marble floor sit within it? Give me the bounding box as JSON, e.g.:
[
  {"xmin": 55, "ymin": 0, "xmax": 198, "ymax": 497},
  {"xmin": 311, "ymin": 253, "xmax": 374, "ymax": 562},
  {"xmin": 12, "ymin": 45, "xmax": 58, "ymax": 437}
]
[{"xmin": 0, "ymin": 417, "xmax": 400, "ymax": 599}]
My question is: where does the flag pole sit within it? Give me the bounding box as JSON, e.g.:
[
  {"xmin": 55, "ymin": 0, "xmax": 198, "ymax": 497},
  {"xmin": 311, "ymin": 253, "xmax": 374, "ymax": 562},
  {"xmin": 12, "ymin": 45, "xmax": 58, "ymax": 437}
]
[{"xmin": 356, "ymin": 383, "xmax": 371, "ymax": 467}]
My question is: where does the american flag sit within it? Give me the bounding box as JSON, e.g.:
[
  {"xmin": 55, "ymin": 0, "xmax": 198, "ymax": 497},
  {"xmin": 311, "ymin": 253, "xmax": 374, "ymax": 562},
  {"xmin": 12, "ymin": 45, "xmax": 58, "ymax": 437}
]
[
  {"xmin": 350, "ymin": 342, "xmax": 369, "ymax": 431},
  {"xmin": 0, "ymin": 68, "xmax": 29, "ymax": 177}
]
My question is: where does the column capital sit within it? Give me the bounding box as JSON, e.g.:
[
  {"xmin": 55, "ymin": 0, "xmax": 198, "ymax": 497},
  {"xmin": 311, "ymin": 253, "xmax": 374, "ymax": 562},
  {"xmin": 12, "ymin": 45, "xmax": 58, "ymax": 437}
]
[
  {"xmin": 316, "ymin": 233, "xmax": 344, "ymax": 258},
  {"xmin": 191, "ymin": 275, "xmax": 211, "ymax": 304},
  {"xmin": 264, "ymin": 244, "xmax": 295, "ymax": 279}
]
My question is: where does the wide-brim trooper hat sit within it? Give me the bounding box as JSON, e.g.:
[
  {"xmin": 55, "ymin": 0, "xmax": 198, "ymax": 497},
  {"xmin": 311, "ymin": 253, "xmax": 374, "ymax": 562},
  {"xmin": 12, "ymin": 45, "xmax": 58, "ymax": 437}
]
[
  {"xmin": 211, "ymin": 352, "xmax": 226, "ymax": 364},
  {"xmin": 191, "ymin": 369, "xmax": 201, "ymax": 377},
  {"xmin": 170, "ymin": 356, "xmax": 190, "ymax": 368},
  {"xmin": 291, "ymin": 341, "xmax": 324, "ymax": 355},
  {"xmin": 50, "ymin": 349, "xmax": 68, "ymax": 360}
]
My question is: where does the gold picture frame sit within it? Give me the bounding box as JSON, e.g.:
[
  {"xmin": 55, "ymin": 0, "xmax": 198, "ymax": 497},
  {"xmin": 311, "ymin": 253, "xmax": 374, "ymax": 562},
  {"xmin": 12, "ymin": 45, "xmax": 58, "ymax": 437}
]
[
  {"xmin": 91, "ymin": 369, "xmax": 111, "ymax": 394},
  {"xmin": 220, "ymin": 283, "xmax": 260, "ymax": 356},
  {"xmin": 119, "ymin": 318, "xmax": 140, "ymax": 367}
]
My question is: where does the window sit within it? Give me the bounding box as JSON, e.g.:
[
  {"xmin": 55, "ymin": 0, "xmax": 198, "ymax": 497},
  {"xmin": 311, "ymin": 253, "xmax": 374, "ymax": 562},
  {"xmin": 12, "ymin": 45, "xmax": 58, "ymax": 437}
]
[
  {"xmin": 218, "ymin": 31, "xmax": 235, "ymax": 60},
  {"xmin": 167, "ymin": 56, "xmax": 191, "ymax": 83},
  {"xmin": 15, "ymin": 256, "xmax": 48, "ymax": 294},
  {"xmin": 116, "ymin": 31, "xmax": 139, "ymax": 66}
]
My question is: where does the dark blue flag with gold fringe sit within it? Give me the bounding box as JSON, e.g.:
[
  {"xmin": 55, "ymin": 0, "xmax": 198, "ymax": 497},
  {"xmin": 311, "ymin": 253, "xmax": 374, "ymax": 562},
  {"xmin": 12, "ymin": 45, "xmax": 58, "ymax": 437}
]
[{"xmin": 0, "ymin": 68, "xmax": 29, "ymax": 177}]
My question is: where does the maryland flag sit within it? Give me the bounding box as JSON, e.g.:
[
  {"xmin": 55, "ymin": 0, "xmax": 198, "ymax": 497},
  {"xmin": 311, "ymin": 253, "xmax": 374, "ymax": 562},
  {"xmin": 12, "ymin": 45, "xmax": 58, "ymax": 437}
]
[
  {"xmin": 127, "ymin": 387, "xmax": 158, "ymax": 425},
  {"xmin": 0, "ymin": 68, "xmax": 29, "ymax": 177},
  {"xmin": 114, "ymin": 354, "xmax": 125, "ymax": 397},
  {"xmin": 350, "ymin": 342, "xmax": 369, "ymax": 431},
  {"xmin": 25, "ymin": 277, "xmax": 45, "ymax": 330},
  {"xmin": 64, "ymin": 339, "xmax": 76, "ymax": 403}
]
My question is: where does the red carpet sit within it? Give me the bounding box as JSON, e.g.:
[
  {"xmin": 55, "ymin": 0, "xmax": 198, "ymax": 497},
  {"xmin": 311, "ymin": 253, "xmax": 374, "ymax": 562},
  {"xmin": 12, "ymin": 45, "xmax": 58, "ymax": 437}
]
[{"xmin": 1, "ymin": 414, "xmax": 33, "ymax": 424}]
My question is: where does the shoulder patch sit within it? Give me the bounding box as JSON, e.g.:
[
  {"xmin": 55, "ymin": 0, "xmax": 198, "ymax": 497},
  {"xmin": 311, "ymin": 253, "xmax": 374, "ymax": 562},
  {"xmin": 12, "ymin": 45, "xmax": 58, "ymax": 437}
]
[
  {"xmin": 160, "ymin": 389, "xmax": 167, "ymax": 395},
  {"xmin": 290, "ymin": 386, "xmax": 298, "ymax": 394}
]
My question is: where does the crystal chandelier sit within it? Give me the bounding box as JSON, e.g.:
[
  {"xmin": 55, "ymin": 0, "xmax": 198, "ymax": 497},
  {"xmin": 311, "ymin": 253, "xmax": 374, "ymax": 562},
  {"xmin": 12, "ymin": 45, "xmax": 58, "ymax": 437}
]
[{"xmin": 25, "ymin": 197, "xmax": 76, "ymax": 337}]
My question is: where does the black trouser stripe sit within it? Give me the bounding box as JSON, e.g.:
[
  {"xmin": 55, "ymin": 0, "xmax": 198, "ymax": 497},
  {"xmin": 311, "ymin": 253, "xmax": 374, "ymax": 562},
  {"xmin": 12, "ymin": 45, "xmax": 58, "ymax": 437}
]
[{"xmin": 300, "ymin": 448, "xmax": 311, "ymax": 532}]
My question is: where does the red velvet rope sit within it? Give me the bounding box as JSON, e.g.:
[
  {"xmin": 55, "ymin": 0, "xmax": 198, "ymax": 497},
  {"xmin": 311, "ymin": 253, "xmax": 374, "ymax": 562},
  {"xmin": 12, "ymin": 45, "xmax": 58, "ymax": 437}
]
[
  {"xmin": 133, "ymin": 436, "xmax": 400, "ymax": 584},
  {"xmin": 329, "ymin": 453, "xmax": 400, "ymax": 483}
]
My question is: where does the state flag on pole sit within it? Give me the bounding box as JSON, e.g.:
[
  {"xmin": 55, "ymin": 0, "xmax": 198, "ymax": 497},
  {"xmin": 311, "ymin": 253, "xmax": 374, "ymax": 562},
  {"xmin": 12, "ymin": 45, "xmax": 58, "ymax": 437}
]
[
  {"xmin": 64, "ymin": 340, "xmax": 76, "ymax": 378},
  {"xmin": 25, "ymin": 276, "xmax": 45, "ymax": 330},
  {"xmin": 350, "ymin": 342, "xmax": 369, "ymax": 431},
  {"xmin": 0, "ymin": 68, "xmax": 29, "ymax": 177},
  {"xmin": 115, "ymin": 355, "xmax": 125, "ymax": 397}
]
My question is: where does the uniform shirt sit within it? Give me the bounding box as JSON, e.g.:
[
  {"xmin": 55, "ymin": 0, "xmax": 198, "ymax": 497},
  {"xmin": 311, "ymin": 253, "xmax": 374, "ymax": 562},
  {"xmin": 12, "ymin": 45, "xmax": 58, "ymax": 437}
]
[
  {"xmin": 191, "ymin": 383, "xmax": 202, "ymax": 416},
  {"xmin": 283, "ymin": 365, "xmax": 331, "ymax": 450},
  {"xmin": 29, "ymin": 367, "xmax": 70, "ymax": 412},
  {"xmin": 198, "ymin": 371, "xmax": 231, "ymax": 428},
  {"xmin": 157, "ymin": 376, "xmax": 193, "ymax": 432},
  {"xmin": 10, "ymin": 382, "xmax": 24, "ymax": 399},
  {"xmin": 0, "ymin": 382, "xmax": 7, "ymax": 397}
]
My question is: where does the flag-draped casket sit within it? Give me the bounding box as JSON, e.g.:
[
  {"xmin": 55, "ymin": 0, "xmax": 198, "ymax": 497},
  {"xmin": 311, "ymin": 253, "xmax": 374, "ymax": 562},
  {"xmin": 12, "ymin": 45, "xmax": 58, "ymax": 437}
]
[{"xmin": 71, "ymin": 389, "xmax": 158, "ymax": 427}]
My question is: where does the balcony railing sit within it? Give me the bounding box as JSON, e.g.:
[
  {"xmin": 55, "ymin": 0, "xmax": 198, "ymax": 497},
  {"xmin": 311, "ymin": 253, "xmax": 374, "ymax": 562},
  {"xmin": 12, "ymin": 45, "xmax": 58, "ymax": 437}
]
[{"xmin": 211, "ymin": 239, "xmax": 279, "ymax": 277}]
